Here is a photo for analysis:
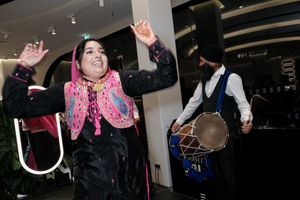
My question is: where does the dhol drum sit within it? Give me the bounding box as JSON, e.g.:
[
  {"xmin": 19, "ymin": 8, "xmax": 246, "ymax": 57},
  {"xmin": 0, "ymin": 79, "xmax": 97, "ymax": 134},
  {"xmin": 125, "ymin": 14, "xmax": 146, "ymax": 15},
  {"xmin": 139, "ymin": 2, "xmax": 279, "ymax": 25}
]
[{"xmin": 170, "ymin": 112, "xmax": 229, "ymax": 158}]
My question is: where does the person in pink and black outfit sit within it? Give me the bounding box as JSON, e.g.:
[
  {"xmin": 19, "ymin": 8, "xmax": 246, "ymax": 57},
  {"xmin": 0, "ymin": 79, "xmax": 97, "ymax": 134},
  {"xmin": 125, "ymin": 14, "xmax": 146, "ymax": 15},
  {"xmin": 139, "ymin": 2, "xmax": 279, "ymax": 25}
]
[{"xmin": 3, "ymin": 20, "xmax": 177, "ymax": 200}]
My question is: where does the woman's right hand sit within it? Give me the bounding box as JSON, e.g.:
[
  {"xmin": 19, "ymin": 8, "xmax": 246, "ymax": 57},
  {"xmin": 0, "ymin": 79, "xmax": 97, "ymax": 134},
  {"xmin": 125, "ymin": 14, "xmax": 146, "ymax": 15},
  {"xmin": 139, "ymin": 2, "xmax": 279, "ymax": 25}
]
[
  {"xmin": 19, "ymin": 40, "xmax": 49, "ymax": 67},
  {"xmin": 171, "ymin": 122, "xmax": 181, "ymax": 133}
]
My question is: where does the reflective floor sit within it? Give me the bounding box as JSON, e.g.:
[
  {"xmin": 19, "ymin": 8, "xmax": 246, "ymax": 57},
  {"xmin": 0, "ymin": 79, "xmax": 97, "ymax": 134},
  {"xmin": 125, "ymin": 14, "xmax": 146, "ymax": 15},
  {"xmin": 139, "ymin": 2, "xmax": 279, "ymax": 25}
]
[{"xmin": 19, "ymin": 183, "xmax": 196, "ymax": 200}]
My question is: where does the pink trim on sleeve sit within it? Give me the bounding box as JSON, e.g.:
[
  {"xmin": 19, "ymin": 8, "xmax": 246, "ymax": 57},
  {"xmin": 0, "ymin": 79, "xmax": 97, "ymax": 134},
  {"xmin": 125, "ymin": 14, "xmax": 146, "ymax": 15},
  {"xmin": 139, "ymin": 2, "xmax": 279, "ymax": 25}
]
[
  {"xmin": 156, "ymin": 49, "xmax": 166, "ymax": 58},
  {"xmin": 17, "ymin": 63, "xmax": 33, "ymax": 71},
  {"xmin": 9, "ymin": 75, "xmax": 28, "ymax": 83}
]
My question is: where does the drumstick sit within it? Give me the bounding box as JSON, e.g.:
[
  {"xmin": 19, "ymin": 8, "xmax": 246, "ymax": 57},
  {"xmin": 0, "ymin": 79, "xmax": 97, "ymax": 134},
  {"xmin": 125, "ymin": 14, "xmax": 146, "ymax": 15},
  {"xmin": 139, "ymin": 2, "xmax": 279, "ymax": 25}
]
[
  {"xmin": 247, "ymin": 94, "xmax": 268, "ymax": 123},
  {"xmin": 249, "ymin": 94, "xmax": 268, "ymax": 110}
]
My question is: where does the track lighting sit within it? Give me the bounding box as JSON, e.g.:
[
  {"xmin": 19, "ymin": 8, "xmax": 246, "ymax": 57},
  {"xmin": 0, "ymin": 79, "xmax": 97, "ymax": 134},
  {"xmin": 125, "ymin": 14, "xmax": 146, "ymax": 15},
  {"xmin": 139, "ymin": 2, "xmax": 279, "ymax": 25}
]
[{"xmin": 71, "ymin": 15, "xmax": 76, "ymax": 24}]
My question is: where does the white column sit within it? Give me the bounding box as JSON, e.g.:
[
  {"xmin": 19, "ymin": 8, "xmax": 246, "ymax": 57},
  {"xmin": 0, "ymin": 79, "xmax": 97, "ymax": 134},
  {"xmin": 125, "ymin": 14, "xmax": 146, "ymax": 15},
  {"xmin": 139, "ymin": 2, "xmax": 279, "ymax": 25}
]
[
  {"xmin": 0, "ymin": 60, "xmax": 4, "ymax": 100},
  {"xmin": 131, "ymin": 0, "xmax": 183, "ymax": 187}
]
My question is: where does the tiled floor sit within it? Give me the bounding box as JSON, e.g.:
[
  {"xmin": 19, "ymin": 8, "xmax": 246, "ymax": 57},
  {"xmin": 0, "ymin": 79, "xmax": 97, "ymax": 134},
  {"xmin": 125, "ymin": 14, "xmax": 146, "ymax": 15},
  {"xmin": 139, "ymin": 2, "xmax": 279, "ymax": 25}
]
[{"xmin": 19, "ymin": 183, "xmax": 196, "ymax": 200}]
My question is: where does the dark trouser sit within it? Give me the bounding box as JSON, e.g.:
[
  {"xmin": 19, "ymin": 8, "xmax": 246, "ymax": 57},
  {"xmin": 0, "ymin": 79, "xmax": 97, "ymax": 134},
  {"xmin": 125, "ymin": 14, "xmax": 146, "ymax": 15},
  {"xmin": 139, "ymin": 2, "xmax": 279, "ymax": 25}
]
[{"xmin": 206, "ymin": 136, "xmax": 238, "ymax": 200}]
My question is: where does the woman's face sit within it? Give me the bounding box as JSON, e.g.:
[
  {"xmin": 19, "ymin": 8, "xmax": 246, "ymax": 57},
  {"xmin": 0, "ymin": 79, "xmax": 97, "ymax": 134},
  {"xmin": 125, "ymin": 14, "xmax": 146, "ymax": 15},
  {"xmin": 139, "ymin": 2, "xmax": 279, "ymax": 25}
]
[{"xmin": 76, "ymin": 41, "xmax": 108, "ymax": 81}]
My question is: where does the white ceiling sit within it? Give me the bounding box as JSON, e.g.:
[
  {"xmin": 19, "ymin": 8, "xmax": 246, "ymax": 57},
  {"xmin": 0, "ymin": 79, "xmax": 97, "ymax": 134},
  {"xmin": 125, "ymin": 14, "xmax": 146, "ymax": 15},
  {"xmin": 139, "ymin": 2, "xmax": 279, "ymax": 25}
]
[
  {"xmin": 0, "ymin": 0, "xmax": 188, "ymax": 60},
  {"xmin": 2, "ymin": 0, "xmax": 300, "ymax": 61},
  {"xmin": 0, "ymin": 0, "xmax": 132, "ymax": 59}
]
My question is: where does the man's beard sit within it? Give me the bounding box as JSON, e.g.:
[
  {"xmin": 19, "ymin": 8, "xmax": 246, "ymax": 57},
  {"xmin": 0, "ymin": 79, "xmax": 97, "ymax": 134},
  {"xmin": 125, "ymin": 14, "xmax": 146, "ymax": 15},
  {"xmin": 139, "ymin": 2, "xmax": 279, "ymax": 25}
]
[{"xmin": 200, "ymin": 63, "xmax": 214, "ymax": 84}]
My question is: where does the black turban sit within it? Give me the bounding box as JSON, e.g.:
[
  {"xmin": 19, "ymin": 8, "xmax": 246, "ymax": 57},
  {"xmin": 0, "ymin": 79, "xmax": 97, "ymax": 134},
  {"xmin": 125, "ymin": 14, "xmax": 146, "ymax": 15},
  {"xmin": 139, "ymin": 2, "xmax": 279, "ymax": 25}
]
[{"xmin": 200, "ymin": 44, "xmax": 224, "ymax": 63}]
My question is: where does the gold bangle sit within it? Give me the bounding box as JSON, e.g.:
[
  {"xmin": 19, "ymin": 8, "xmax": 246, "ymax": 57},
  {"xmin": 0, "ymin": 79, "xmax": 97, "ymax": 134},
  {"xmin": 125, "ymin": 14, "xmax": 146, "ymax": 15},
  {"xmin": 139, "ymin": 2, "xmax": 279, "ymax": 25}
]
[{"xmin": 17, "ymin": 59, "xmax": 32, "ymax": 67}]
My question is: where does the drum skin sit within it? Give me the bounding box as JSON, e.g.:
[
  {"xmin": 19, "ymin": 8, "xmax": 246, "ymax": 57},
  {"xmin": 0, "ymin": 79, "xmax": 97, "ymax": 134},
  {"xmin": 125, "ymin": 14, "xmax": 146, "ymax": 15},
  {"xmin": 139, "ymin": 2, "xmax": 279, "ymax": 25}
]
[
  {"xmin": 193, "ymin": 112, "xmax": 228, "ymax": 151},
  {"xmin": 175, "ymin": 112, "xmax": 228, "ymax": 158}
]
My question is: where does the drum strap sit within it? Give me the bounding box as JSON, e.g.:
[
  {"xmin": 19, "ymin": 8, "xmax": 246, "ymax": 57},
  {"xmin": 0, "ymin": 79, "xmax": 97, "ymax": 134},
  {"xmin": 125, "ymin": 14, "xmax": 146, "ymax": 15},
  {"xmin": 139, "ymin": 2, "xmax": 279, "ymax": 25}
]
[{"xmin": 216, "ymin": 70, "xmax": 232, "ymax": 112}]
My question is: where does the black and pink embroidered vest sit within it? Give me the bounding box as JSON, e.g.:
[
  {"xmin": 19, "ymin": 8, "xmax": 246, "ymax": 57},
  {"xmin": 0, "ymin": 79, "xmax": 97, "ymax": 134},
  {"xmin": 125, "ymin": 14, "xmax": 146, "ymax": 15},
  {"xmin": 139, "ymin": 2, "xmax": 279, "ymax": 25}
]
[{"xmin": 64, "ymin": 70, "xmax": 134, "ymax": 140}]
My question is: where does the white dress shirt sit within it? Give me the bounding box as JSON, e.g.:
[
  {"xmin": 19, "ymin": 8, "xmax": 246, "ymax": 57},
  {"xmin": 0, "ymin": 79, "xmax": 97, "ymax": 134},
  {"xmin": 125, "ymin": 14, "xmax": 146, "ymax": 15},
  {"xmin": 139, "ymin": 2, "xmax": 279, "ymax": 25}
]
[{"xmin": 176, "ymin": 65, "xmax": 252, "ymax": 125}]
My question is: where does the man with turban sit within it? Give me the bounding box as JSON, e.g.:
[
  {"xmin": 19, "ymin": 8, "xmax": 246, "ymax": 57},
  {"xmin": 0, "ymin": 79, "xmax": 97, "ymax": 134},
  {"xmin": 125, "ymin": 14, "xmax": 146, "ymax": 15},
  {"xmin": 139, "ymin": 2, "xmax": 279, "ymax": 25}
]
[{"xmin": 172, "ymin": 44, "xmax": 253, "ymax": 200}]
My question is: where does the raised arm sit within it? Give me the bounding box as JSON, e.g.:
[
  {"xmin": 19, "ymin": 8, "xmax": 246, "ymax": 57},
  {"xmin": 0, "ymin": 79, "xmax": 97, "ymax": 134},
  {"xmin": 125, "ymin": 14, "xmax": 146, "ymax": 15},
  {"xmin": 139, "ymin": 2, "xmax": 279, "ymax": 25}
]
[
  {"xmin": 2, "ymin": 41, "xmax": 65, "ymax": 119},
  {"xmin": 119, "ymin": 20, "xmax": 178, "ymax": 97}
]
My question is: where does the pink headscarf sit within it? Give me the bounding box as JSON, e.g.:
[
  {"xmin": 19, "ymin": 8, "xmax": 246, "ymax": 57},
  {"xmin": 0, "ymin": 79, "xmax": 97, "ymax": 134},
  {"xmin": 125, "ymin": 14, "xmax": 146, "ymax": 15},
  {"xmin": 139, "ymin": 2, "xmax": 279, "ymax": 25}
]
[
  {"xmin": 71, "ymin": 44, "xmax": 81, "ymax": 82},
  {"xmin": 70, "ymin": 40, "xmax": 110, "ymax": 137}
]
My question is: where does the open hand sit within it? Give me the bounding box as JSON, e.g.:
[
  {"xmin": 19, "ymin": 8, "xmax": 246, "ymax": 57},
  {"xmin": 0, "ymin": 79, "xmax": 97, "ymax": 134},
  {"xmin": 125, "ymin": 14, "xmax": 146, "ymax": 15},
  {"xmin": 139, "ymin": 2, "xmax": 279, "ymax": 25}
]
[
  {"xmin": 19, "ymin": 40, "xmax": 49, "ymax": 67},
  {"xmin": 130, "ymin": 20, "xmax": 157, "ymax": 46}
]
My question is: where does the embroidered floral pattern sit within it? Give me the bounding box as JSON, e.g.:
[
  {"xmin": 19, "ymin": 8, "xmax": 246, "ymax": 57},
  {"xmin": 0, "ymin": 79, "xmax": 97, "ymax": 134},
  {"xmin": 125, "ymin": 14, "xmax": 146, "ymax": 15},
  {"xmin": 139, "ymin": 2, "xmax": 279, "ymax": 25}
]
[
  {"xmin": 64, "ymin": 70, "xmax": 134, "ymax": 140},
  {"xmin": 67, "ymin": 97, "xmax": 75, "ymax": 126},
  {"xmin": 111, "ymin": 89, "xmax": 128, "ymax": 115}
]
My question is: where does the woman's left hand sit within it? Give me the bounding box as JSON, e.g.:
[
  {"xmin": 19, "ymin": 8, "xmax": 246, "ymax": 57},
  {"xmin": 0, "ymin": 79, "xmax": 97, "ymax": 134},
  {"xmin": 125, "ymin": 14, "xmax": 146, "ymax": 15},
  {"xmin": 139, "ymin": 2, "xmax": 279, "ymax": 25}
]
[{"xmin": 130, "ymin": 20, "xmax": 157, "ymax": 46}]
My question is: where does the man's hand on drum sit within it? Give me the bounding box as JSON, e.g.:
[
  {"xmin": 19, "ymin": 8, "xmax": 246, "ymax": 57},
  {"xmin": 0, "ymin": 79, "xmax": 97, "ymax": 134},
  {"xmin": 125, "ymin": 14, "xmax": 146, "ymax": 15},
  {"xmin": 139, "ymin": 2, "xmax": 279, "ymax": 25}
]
[
  {"xmin": 241, "ymin": 121, "xmax": 253, "ymax": 134},
  {"xmin": 171, "ymin": 122, "xmax": 181, "ymax": 133}
]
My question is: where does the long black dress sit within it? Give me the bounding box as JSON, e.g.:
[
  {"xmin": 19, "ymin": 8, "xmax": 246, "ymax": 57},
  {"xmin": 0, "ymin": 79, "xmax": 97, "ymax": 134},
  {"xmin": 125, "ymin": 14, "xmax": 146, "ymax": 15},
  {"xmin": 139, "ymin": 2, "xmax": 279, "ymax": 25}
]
[{"xmin": 2, "ymin": 39, "xmax": 177, "ymax": 200}]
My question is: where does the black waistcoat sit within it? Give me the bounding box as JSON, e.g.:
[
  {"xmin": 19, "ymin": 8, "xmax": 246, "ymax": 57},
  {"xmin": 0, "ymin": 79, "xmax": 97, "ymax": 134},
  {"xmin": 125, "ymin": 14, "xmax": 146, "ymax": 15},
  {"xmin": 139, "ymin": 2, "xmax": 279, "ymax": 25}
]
[{"xmin": 202, "ymin": 75, "xmax": 237, "ymax": 135}]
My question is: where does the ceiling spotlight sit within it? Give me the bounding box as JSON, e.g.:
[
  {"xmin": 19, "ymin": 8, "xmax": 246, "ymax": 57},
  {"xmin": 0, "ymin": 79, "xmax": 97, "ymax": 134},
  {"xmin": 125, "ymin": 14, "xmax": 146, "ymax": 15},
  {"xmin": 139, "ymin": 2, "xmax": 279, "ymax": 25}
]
[
  {"xmin": 4, "ymin": 57, "xmax": 8, "ymax": 62},
  {"xmin": 71, "ymin": 15, "xmax": 76, "ymax": 24},
  {"xmin": 13, "ymin": 50, "xmax": 18, "ymax": 56},
  {"xmin": 51, "ymin": 28, "xmax": 56, "ymax": 35},
  {"xmin": 99, "ymin": 0, "xmax": 104, "ymax": 7},
  {"xmin": 48, "ymin": 27, "xmax": 56, "ymax": 35},
  {"xmin": 34, "ymin": 37, "xmax": 39, "ymax": 44}
]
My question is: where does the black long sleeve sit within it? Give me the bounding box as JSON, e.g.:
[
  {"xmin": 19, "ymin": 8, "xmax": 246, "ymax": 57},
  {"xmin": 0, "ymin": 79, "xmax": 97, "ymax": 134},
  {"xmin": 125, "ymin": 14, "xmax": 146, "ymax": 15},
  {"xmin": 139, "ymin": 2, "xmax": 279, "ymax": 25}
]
[
  {"xmin": 118, "ymin": 39, "xmax": 177, "ymax": 97},
  {"xmin": 2, "ymin": 39, "xmax": 178, "ymax": 118},
  {"xmin": 2, "ymin": 64, "xmax": 65, "ymax": 118}
]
